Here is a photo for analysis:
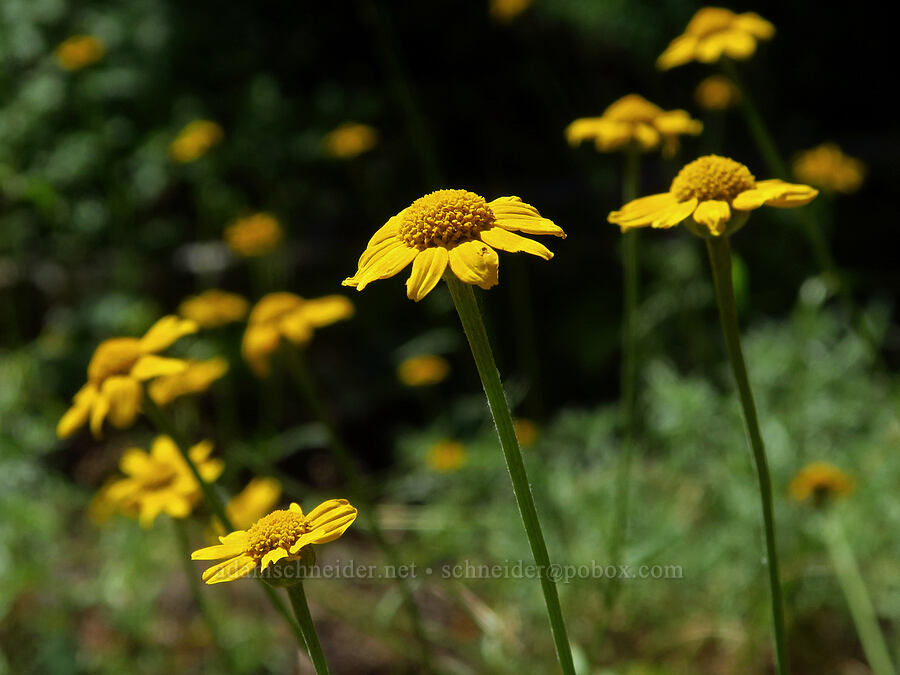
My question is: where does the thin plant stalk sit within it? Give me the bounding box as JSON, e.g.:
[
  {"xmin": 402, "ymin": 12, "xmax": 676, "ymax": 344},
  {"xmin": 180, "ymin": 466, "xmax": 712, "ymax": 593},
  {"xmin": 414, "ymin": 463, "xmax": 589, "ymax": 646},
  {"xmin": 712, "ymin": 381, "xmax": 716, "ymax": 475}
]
[
  {"xmin": 286, "ymin": 582, "xmax": 331, "ymax": 675},
  {"xmin": 705, "ymin": 236, "xmax": 788, "ymax": 675},
  {"xmin": 445, "ymin": 275, "xmax": 576, "ymax": 675}
]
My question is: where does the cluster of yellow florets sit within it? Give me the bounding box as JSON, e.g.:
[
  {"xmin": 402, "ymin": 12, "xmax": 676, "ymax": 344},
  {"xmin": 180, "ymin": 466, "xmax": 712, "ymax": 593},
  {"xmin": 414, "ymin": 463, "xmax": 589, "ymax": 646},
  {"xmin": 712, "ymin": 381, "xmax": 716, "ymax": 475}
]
[
  {"xmin": 671, "ymin": 155, "xmax": 756, "ymax": 202},
  {"xmin": 399, "ymin": 189, "xmax": 495, "ymax": 249},
  {"xmin": 247, "ymin": 509, "xmax": 309, "ymax": 560}
]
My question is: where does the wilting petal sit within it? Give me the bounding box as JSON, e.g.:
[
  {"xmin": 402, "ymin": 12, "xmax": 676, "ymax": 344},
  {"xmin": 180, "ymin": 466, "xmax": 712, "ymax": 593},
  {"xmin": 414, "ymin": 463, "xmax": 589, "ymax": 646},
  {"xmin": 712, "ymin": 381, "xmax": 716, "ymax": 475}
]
[
  {"xmin": 406, "ymin": 247, "xmax": 449, "ymax": 301},
  {"xmin": 448, "ymin": 240, "xmax": 500, "ymax": 290}
]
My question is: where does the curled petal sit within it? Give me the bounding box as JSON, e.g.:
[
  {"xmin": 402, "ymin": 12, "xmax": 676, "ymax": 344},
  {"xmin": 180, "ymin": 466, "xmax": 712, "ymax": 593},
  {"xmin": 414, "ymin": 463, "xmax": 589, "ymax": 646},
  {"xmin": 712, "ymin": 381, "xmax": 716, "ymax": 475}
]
[
  {"xmin": 448, "ymin": 240, "xmax": 500, "ymax": 290},
  {"xmin": 692, "ymin": 199, "xmax": 732, "ymax": 236}
]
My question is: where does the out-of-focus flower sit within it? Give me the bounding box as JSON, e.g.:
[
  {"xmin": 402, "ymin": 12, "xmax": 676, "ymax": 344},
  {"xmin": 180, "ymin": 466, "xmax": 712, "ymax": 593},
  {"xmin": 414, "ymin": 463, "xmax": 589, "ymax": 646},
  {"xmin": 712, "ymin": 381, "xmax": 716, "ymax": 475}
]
[
  {"xmin": 242, "ymin": 292, "xmax": 354, "ymax": 376},
  {"xmin": 426, "ymin": 440, "xmax": 468, "ymax": 472},
  {"xmin": 169, "ymin": 120, "xmax": 223, "ymax": 163},
  {"xmin": 88, "ymin": 479, "xmax": 127, "ymax": 525},
  {"xmin": 657, "ymin": 7, "xmax": 774, "ymax": 70},
  {"xmin": 57, "ymin": 316, "xmax": 197, "ymax": 439},
  {"xmin": 694, "ymin": 75, "xmax": 741, "ymax": 111},
  {"xmin": 55, "ymin": 35, "xmax": 105, "ymax": 71},
  {"xmin": 224, "ymin": 213, "xmax": 284, "ymax": 258},
  {"xmin": 490, "ymin": 0, "xmax": 532, "ymax": 22},
  {"xmin": 789, "ymin": 462, "xmax": 855, "ymax": 505},
  {"xmin": 222, "ymin": 478, "xmax": 283, "ymax": 532},
  {"xmin": 514, "ymin": 419, "xmax": 539, "ymax": 447},
  {"xmin": 147, "ymin": 357, "xmax": 229, "ymax": 406},
  {"xmin": 322, "ymin": 123, "xmax": 378, "ymax": 159},
  {"xmin": 792, "ymin": 143, "xmax": 866, "ymax": 194},
  {"xmin": 179, "ymin": 289, "xmax": 249, "ymax": 328},
  {"xmin": 343, "ymin": 190, "xmax": 565, "ymax": 301},
  {"xmin": 397, "ymin": 354, "xmax": 450, "ymax": 386}
]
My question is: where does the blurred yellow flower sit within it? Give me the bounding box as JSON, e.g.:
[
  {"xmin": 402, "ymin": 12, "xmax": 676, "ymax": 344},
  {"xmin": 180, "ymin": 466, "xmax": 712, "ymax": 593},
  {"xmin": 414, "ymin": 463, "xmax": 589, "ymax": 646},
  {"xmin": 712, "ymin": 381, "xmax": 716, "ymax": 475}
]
[
  {"xmin": 343, "ymin": 190, "xmax": 565, "ymax": 301},
  {"xmin": 694, "ymin": 75, "xmax": 741, "ymax": 111},
  {"xmin": 566, "ymin": 94, "xmax": 702, "ymax": 156},
  {"xmin": 397, "ymin": 354, "xmax": 450, "ymax": 387},
  {"xmin": 223, "ymin": 478, "xmax": 283, "ymax": 532},
  {"xmin": 169, "ymin": 120, "xmax": 223, "ymax": 163},
  {"xmin": 514, "ymin": 418, "xmax": 539, "ymax": 447},
  {"xmin": 322, "ymin": 122, "xmax": 378, "ymax": 159},
  {"xmin": 657, "ymin": 7, "xmax": 775, "ymax": 70},
  {"xmin": 105, "ymin": 436, "xmax": 224, "ymax": 528},
  {"xmin": 224, "ymin": 213, "xmax": 284, "ymax": 258},
  {"xmin": 608, "ymin": 155, "xmax": 817, "ymax": 237},
  {"xmin": 792, "ymin": 143, "xmax": 866, "ymax": 194},
  {"xmin": 57, "ymin": 316, "xmax": 198, "ymax": 439},
  {"xmin": 55, "ymin": 35, "xmax": 105, "ymax": 71},
  {"xmin": 179, "ymin": 289, "xmax": 249, "ymax": 328},
  {"xmin": 490, "ymin": 0, "xmax": 532, "ymax": 22},
  {"xmin": 427, "ymin": 440, "xmax": 468, "ymax": 472},
  {"xmin": 191, "ymin": 500, "xmax": 357, "ymax": 584},
  {"xmin": 242, "ymin": 292, "xmax": 354, "ymax": 376},
  {"xmin": 789, "ymin": 462, "xmax": 855, "ymax": 504},
  {"xmin": 148, "ymin": 357, "xmax": 229, "ymax": 406}
]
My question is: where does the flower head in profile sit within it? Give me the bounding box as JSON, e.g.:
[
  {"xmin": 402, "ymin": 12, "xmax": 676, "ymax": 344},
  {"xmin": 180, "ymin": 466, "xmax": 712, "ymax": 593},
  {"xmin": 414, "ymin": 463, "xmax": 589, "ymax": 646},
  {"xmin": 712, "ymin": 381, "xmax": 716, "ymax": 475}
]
[
  {"xmin": 191, "ymin": 500, "xmax": 357, "ymax": 584},
  {"xmin": 695, "ymin": 75, "xmax": 741, "ymax": 111},
  {"xmin": 57, "ymin": 316, "xmax": 198, "ymax": 439},
  {"xmin": 657, "ymin": 7, "xmax": 775, "ymax": 70},
  {"xmin": 242, "ymin": 292, "xmax": 354, "ymax": 376},
  {"xmin": 55, "ymin": 35, "xmax": 106, "ymax": 71},
  {"xmin": 789, "ymin": 462, "xmax": 855, "ymax": 506},
  {"xmin": 426, "ymin": 440, "xmax": 468, "ymax": 473},
  {"xmin": 322, "ymin": 123, "xmax": 378, "ymax": 159},
  {"xmin": 343, "ymin": 190, "xmax": 565, "ymax": 301},
  {"xmin": 608, "ymin": 155, "xmax": 818, "ymax": 237},
  {"xmin": 490, "ymin": 0, "xmax": 533, "ymax": 23},
  {"xmin": 566, "ymin": 94, "xmax": 702, "ymax": 156},
  {"xmin": 792, "ymin": 143, "xmax": 866, "ymax": 194},
  {"xmin": 169, "ymin": 120, "xmax": 223, "ymax": 163},
  {"xmin": 179, "ymin": 289, "xmax": 249, "ymax": 328},
  {"xmin": 398, "ymin": 354, "xmax": 450, "ymax": 387},
  {"xmin": 148, "ymin": 357, "xmax": 229, "ymax": 406},
  {"xmin": 224, "ymin": 213, "xmax": 284, "ymax": 258}
]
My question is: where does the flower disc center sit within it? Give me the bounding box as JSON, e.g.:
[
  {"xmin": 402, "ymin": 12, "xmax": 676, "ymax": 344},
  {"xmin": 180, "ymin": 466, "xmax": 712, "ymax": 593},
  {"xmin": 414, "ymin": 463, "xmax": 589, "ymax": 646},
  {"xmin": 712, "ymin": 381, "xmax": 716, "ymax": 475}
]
[
  {"xmin": 247, "ymin": 509, "xmax": 308, "ymax": 560},
  {"xmin": 399, "ymin": 189, "xmax": 495, "ymax": 249},
  {"xmin": 671, "ymin": 155, "xmax": 755, "ymax": 202}
]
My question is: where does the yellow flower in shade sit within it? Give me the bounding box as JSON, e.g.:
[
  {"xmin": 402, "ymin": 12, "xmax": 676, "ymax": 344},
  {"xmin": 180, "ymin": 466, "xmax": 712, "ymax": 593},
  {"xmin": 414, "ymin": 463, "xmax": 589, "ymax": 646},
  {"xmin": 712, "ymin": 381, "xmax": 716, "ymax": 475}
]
[
  {"xmin": 55, "ymin": 35, "xmax": 106, "ymax": 71},
  {"xmin": 694, "ymin": 75, "xmax": 741, "ymax": 111},
  {"xmin": 426, "ymin": 440, "xmax": 468, "ymax": 473},
  {"xmin": 397, "ymin": 354, "xmax": 450, "ymax": 387},
  {"xmin": 608, "ymin": 155, "xmax": 818, "ymax": 237},
  {"xmin": 57, "ymin": 316, "xmax": 198, "ymax": 439},
  {"xmin": 147, "ymin": 357, "xmax": 229, "ymax": 406},
  {"xmin": 789, "ymin": 462, "xmax": 855, "ymax": 505},
  {"xmin": 792, "ymin": 143, "xmax": 866, "ymax": 194},
  {"xmin": 490, "ymin": 0, "xmax": 533, "ymax": 22},
  {"xmin": 566, "ymin": 94, "xmax": 702, "ymax": 156},
  {"xmin": 242, "ymin": 292, "xmax": 354, "ymax": 376},
  {"xmin": 322, "ymin": 122, "xmax": 378, "ymax": 159},
  {"xmin": 191, "ymin": 500, "xmax": 357, "ymax": 584},
  {"xmin": 513, "ymin": 418, "xmax": 539, "ymax": 447},
  {"xmin": 224, "ymin": 213, "xmax": 284, "ymax": 258},
  {"xmin": 343, "ymin": 190, "xmax": 565, "ymax": 301},
  {"xmin": 169, "ymin": 120, "xmax": 223, "ymax": 163},
  {"xmin": 657, "ymin": 7, "xmax": 775, "ymax": 70},
  {"xmin": 179, "ymin": 289, "xmax": 249, "ymax": 328},
  {"xmin": 105, "ymin": 436, "xmax": 224, "ymax": 528}
]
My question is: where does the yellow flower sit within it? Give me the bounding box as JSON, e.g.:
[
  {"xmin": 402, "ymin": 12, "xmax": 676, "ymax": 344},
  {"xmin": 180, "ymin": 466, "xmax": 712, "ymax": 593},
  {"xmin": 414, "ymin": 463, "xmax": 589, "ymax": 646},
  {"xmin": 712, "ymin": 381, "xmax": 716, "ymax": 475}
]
[
  {"xmin": 789, "ymin": 462, "xmax": 855, "ymax": 504},
  {"xmin": 191, "ymin": 500, "xmax": 357, "ymax": 584},
  {"xmin": 694, "ymin": 75, "xmax": 741, "ymax": 111},
  {"xmin": 792, "ymin": 143, "xmax": 866, "ymax": 194},
  {"xmin": 514, "ymin": 418, "xmax": 539, "ymax": 447},
  {"xmin": 608, "ymin": 155, "xmax": 818, "ymax": 237},
  {"xmin": 179, "ymin": 289, "xmax": 249, "ymax": 328},
  {"xmin": 105, "ymin": 436, "xmax": 224, "ymax": 528},
  {"xmin": 397, "ymin": 354, "xmax": 450, "ymax": 387},
  {"xmin": 224, "ymin": 213, "xmax": 284, "ymax": 258},
  {"xmin": 148, "ymin": 357, "xmax": 229, "ymax": 406},
  {"xmin": 55, "ymin": 35, "xmax": 105, "ymax": 71},
  {"xmin": 657, "ymin": 7, "xmax": 775, "ymax": 70},
  {"xmin": 224, "ymin": 478, "xmax": 283, "ymax": 531},
  {"xmin": 242, "ymin": 292, "xmax": 354, "ymax": 376},
  {"xmin": 322, "ymin": 122, "xmax": 378, "ymax": 159},
  {"xmin": 57, "ymin": 316, "xmax": 198, "ymax": 439},
  {"xmin": 566, "ymin": 94, "xmax": 702, "ymax": 156},
  {"xmin": 490, "ymin": 0, "xmax": 533, "ymax": 22},
  {"xmin": 169, "ymin": 120, "xmax": 223, "ymax": 163},
  {"xmin": 426, "ymin": 440, "xmax": 468, "ymax": 473},
  {"xmin": 343, "ymin": 190, "xmax": 565, "ymax": 301}
]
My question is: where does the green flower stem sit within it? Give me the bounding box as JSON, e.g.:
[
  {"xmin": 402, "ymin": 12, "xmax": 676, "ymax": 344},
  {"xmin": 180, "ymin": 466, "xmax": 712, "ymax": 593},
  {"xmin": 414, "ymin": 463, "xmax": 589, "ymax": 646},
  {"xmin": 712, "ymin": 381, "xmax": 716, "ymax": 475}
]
[
  {"xmin": 445, "ymin": 275, "xmax": 576, "ymax": 675},
  {"xmin": 705, "ymin": 236, "xmax": 788, "ymax": 675},
  {"xmin": 286, "ymin": 582, "xmax": 331, "ymax": 675}
]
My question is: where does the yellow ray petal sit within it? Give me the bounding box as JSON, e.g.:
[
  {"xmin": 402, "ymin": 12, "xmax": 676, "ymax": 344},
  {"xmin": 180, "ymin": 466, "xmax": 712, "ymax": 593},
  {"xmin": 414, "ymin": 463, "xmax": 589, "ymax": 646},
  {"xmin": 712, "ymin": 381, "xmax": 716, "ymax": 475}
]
[
  {"xmin": 734, "ymin": 12, "xmax": 775, "ymax": 39},
  {"xmin": 650, "ymin": 198, "xmax": 698, "ymax": 229},
  {"xmin": 202, "ymin": 555, "xmax": 257, "ymax": 583},
  {"xmin": 479, "ymin": 227, "xmax": 552, "ymax": 260},
  {"xmin": 139, "ymin": 315, "xmax": 198, "ymax": 353},
  {"xmin": 657, "ymin": 34, "xmax": 698, "ymax": 70},
  {"xmin": 406, "ymin": 247, "xmax": 449, "ymax": 301},
  {"xmin": 488, "ymin": 197, "xmax": 566, "ymax": 237},
  {"xmin": 260, "ymin": 547, "xmax": 289, "ymax": 571},
  {"xmin": 57, "ymin": 384, "xmax": 96, "ymax": 438},
  {"xmin": 131, "ymin": 355, "xmax": 189, "ymax": 381},
  {"xmin": 607, "ymin": 192, "xmax": 680, "ymax": 229},
  {"xmin": 102, "ymin": 376, "xmax": 142, "ymax": 428},
  {"xmin": 296, "ymin": 295, "xmax": 355, "ymax": 328},
  {"xmin": 692, "ymin": 200, "xmax": 732, "ymax": 236},
  {"xmin": 89, "ymin": 390, "xmax": 111, "ymax": 438},
  {"xmin": 720, "ymin": 30, "xmax": 756, "ymax": 60},
  {"xmin": 242, "ymin": 324, "xmax": 281, "ymax": 377},
  {"xmin": 448, "ymin": 240, "xmax": 500, "ymax": 290},
  {"xmin": 192, "ymin": 530, "xmax": 251, "ymax": 559},
  {"xmin": 349, "ymin": 242, "xmax": 418, "ymax": 290}
]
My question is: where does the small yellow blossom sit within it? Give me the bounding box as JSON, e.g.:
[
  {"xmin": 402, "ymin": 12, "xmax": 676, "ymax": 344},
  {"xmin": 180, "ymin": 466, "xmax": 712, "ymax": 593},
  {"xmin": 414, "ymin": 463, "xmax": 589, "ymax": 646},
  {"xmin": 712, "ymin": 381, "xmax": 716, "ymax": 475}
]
[
  {"xmin": 343, "ymin": 190, "xmax": 565, "ymax": 301},
  {"xmin": 566, "ymin": 94, "xmax": 702, "ymax": 156},
  {"xmin": 789, "ymin": 462, "xmax": 855, "ymax": 504},
  {"xmin": 427, "ymin": 440, "xmax": 468, "ymax": 472},
  {"xmin": 694, "ymin": 75, "xmax": 741, "ymax": 111},
  {"xmin": 169, "ymin": 120, "xmax": 223, "ymax": 163},
  {"xmin": 57, "ymin": 316, "xmax": 198, "ymax": 439},
  {"xmin": 148, "ymin": 357, "xmax": 229, "ymax": 406},
  {"xmin": 223, "ymin": 478, "xmax": 283, "ymax": 532},
  {"xmin": 191, "ymin": 500, "xmax": 357, "ymax": 584},
  {"xmin": 397, "ymin": 354, "xmax": 450, "ymax": 386},
  {"xmin": 179, "ymin": 289, "xmax": 249, "ymax": 328},
  {"xmin": 224, "ymin": 213, "xmax": 284, "ymax": 258},
  {"xmin": 514, "ymin": 418, "xmax": 539, "ymax": 447},
  {"xmin": 490, "ymin": 0, "xmax": 533, "ymax": 22},
  {"xmin": 243, "ymin": 292, "xmax": 354, "ymax": 376},
  {"xmin": 657, "ymin": 7, "xmax": 775, "ymax": 70},
  {"xmin": 55, "ymin": 35, "xmax": 105, "ymax": 71},
  {"xmin": 322, "ymin": 123, "xmax": 378, "ymax": 159},
  {"xmin": 792, "ymin": 143, "xmax": 866, "ymax": 194},
  {"xmin": 608, "ymin": 155, "xmax": 818, "ymax": 237}
]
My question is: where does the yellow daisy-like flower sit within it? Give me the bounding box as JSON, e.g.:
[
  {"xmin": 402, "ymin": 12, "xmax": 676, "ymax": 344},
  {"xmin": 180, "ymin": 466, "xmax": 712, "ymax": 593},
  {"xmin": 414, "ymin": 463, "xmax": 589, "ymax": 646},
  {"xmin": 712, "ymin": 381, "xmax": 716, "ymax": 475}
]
[
  {"xmin": 224, "ymin": 213, "xmax": 284, "ymax": 258},
  {"xmin": 490, "ymin": 0, "xmax": 533, "ymax": 22},
  {"xmin": 426, "ymin": 440, "xmax": 468, "ymax": 473},
  {"xmin": 147, "ymin": 357, "xmax": 229, "ymax": 407},
  {"xmin": 608, "ymin": 155, "xmax": 818, "ymax": 237},
  {"xmin": 55, "ymin": 35, "xmax": 106, "ymax": 71},
  {"xmin": 343, "ymin": 189, "xmax": 565, "ymax": 301},
  {"xmin": 513, "ymin": 418, "xmax": 539, "ymax": 447},
  {"xmin": 191, "ymin": 500, "xmax": 357, "ymax": 584},
  {"xmin": 657, "ymin": 7, "xmax": 775, "ymax": 70},
  {"xmin": 105, "ymin": 436, "xmax": 224, "ymax": 528},
  {"xmin": 179, "ymin": 289, "xmax": 249, "ymax": 328},
  {"xmin": 694, "ymin": 75, "xmax": 741, "ymax": 111},
  {"xmin": 397, "ymin": 354, "xmax": 450, "ymax": 387},
  {"xmin": 169, "ymin": 120, "xmax": 223, "ymax": 163},
  {"xmin": 57, "ymin": 316, "xmax": 198, "ymax": 439},
  {"xmin": 566, "ymin": 94, "xmax": 702, "ymax": 156},
  {"xmin": 322, "ymin": 122, "xmax": 378, "ymax": 159},
  {"xmin": 792, "ymin": 143, "xmax": 866, "ymax": 194},
  {"xmin": 242, "ymin": 292, "xmax": 354, "ymax": 376},
  {"xmin": 789, "ymin": 462, "xmax": 855, "ymax": 505}
]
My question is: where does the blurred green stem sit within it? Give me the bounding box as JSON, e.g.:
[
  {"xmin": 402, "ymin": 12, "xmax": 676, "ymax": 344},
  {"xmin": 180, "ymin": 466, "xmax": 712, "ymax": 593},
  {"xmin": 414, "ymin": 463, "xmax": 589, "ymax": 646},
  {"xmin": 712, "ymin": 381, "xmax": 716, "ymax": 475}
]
[
  {"xmin": 445, "ymin": 275, "xmax": 576, "ymax": 675},
  {"xmin": 286, "ymin": 582, "xmax": 331, "ymax": 675}
]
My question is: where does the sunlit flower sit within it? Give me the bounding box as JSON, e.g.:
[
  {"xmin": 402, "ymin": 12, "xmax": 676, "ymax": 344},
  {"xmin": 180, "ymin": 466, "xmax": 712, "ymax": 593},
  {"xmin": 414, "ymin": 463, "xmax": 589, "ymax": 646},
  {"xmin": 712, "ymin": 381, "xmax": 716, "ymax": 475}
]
[
  {"xmin": 191, "ymin": 500, "xmax": 357, "ymax": 584},
  {"xmin": 789, "ymin": 462, "xmax": 855, "ymax": 505},
  {"xmin": 694, "ymin": 75, "xmax": 740, "ymax": 111},
  {"xmin": 148, "ymin": 357, "xmax": 229, "ymax": 406},
  {"xmin": 55, "ymin": 35, "xmax": 106, "ymax": 71},
  {"xmin": 322, "ymin": 123, "xmax": 378, "ymax": 159},
  {"xmin": 426, "ymin": 440, "xmax": 468, "ymax": 473},
  {"xmin": 57, "ymin": 316, "xmax": 198, "ymax": 439},
  {"xmin": 224, "ymin": 213, "xmax": 284, "ymax": 258},
  {"xmin": 657, "ymin": 7, "xmax": 775, "ymax": 70},
  {"xmin": 397, "ymin": 354, "xmax": 450, "ymax": 387},
  {"xmin": 243, "ymin": 292, "xmax": 354, "ymax": 376},
  {"xmin": 792, "ymin": 143, "xmax": 866, "ymax": 194},
  {"xmin": 169, "ymin": 120, "xmax": 223, "ymax": 163},
  {"xmin": 343, "ymin": 190, "xmax": 565, "ymax": 301},
  {"xmin": 514, "ymin": 418, "xmax": 539, "ymax": 447},
  {"xmin": 179, "ymin": 289, "xmax": 249, "ymax": 328},
  {"xmin": 566, "ymin": 94, "xmax": 702, "ymax": 156},
  {"xmin": 105, "ymin": 436, "xmax": 224, "ymax": 528},
  {"xmin": 490, "ymin": 0, "xmax": 533, "ymax": 22},
  {"xmin": 608, "ymin": 155, "xmax": 817, "ymax": 237}
]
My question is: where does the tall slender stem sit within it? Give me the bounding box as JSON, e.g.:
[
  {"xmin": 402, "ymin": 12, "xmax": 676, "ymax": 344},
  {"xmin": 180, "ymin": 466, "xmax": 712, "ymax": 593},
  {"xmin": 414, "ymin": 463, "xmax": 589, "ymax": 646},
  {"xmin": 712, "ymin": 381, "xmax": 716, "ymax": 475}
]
[
  {"xmin": 286, "ymin": 583, "xmax": 331, "ymax": 675},
  {"xmin": 705, "ymin": 236, "xmax": 789, "ymax": 675},
  {"xmin": 445, "ymin": 276, "xmax": 576, "ymax": 675}
]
